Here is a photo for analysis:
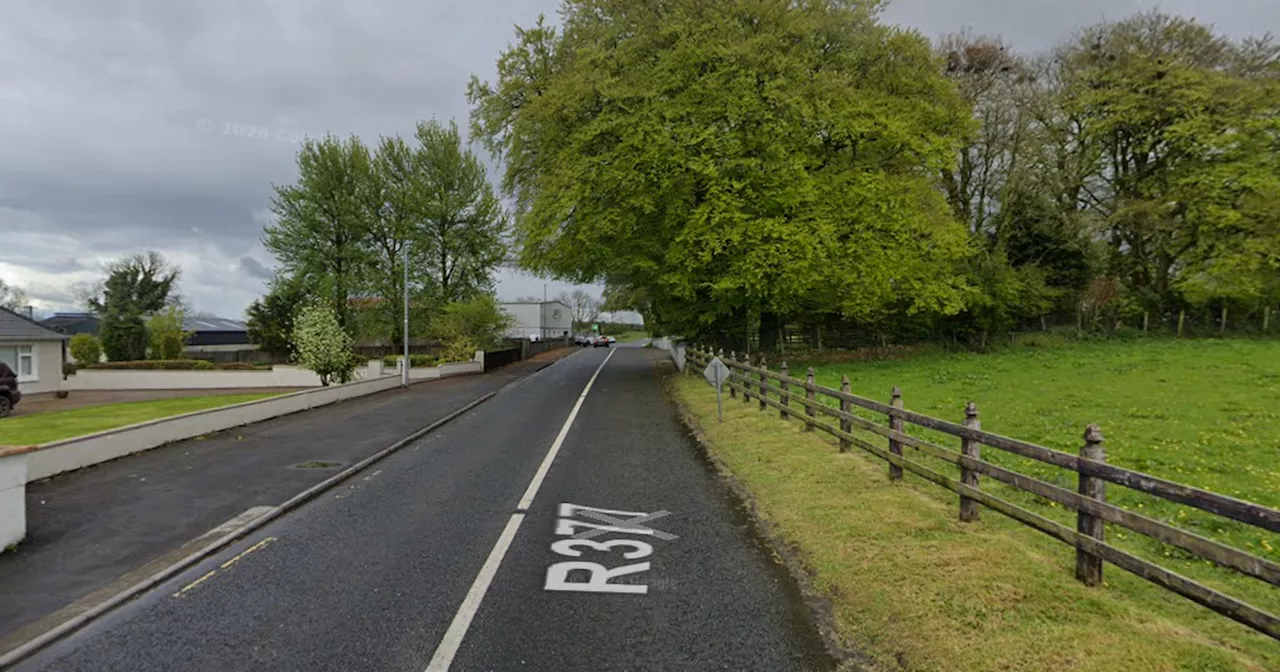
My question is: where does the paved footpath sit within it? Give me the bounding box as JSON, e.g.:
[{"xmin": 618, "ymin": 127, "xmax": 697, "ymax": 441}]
[
  {"xmin": 0, "ymin": 350, "xmax": 574, "ymax": 656},
  {"xmin": 9, "ymin": 345, "xmax": 832, "ymax": 671}
]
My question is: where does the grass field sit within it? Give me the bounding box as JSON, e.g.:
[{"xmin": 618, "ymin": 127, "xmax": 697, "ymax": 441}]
[
  {"xmin": 0, "ymin": 394, "xmax": 281, "ymax": 445},
  {"xmin": 612, "ymin": 330, "xmax": 650, "ymax": 342},
  {"xmin": 673, "ymin": 338, "xmax": 1280, "ymax": 671}
]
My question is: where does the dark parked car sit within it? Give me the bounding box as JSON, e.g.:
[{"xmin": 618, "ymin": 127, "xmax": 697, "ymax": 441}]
[{"xmin": 0, "ymin": 361, "xmax": 20, "ymax": 418}]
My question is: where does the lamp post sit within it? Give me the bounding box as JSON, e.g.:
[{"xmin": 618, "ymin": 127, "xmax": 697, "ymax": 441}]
[{"xmin": 402, "ymin": 241, "xmax": 410, "ymax": 388}]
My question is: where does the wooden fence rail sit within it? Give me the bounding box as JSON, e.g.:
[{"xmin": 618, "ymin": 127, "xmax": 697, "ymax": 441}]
[{"xmin": 685, "ymin": 346, "xmax": 1280, "ymax": 641}]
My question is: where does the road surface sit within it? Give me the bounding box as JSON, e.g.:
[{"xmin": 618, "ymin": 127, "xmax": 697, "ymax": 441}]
[{"xmin": 13, "ymin": 345, "xmax": 832, "ymax": 672}]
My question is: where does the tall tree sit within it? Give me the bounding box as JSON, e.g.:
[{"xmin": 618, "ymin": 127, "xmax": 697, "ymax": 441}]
[
  {"xmin": 1059, "ymin": 12, "xmax": 1280, "ymax": 314},
  {"xmin": 0, "ymin": 279, "xmax": 28, "ymax": 312},
  {"xmin": 264, "ymin": 135, "xmax": 375, "ymax": 333},
  {"xmin": 89, "ymin": 251, "xmax": 182, "ymax": 361},
  {"xmin": 415, "ymin": 119, "xmax": 507, "ymax": 306},
  {"xmin": 469, "ymin": 0, "xmax": 973, "ymax": 347},
  {"xmin": 362, "ymin": 135, "xmax": 432, "ymax": 347}
]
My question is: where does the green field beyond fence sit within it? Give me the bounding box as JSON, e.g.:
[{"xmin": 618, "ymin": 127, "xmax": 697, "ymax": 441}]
[{"xmin": 687, "ymin": 339, "xmax": 1280, "ymax": 642}]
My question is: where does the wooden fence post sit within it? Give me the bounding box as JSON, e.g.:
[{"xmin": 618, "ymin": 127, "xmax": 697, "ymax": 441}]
[
  {"xmin": 779, "ymin": 361, "xmax": 790, "ymax": 419},
  {"xmin": 804, "ymin": 368, "xmax": 816, "ymax": 432},
  {"xmin": 1265, "ymin": 306, "xmax": 1272, "ymax": 333},
  {"xmin": 1076, "ymin": 424, "xmax": 1107, "ymax": 587},
  {"xmin": 758, "ymin": 356, "xmax": 768, "ymax": 411},
  {"xmin": 1221, "ymin": 306, "xmax": 1228, "ymax": 335},
  {"xmin": 1142, "ymin": 311, "xmax": 1149, "ymax": 333},
  {"xmin": 839, "ymin": 375, "xmax": 852, "ymax": 453},
  {"xmin": 1177, "ymin": 310, "xmax": 1186, "ymax": 338},
  {"xmin": 741, "ymin": 353, "xmax": 752, "ymax": 405},
  {"xmin": 888, "ymin": 387, "xmax": 904, "ymax": 481},
  {"xmin": 728, "ymin": 352, "xmax": 738, "ymax": 399},
  {"xmin": 959, "ymin": 402, "xmax": 981, "ymax": 522}
]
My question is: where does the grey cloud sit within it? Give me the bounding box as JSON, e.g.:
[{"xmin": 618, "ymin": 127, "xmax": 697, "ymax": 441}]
[{"xmin": 239, "ymin": 257, "xmax": 275, "ymax": 281}]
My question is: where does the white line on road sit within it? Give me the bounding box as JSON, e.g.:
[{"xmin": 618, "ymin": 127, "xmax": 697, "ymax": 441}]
[{"xmin": 424, "ymin": 347, "xmax": 618, "ymax": 672}]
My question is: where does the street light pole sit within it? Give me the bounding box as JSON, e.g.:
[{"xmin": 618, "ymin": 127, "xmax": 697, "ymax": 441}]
[{"xmin": 401, "ymin": 241, "xmax": 410, "ymax": 388}]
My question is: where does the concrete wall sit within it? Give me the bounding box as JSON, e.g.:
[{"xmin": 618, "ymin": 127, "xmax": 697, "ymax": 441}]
[
  {"xmin": 0, "ymin": 451, "xmax": 26, "ymax": 549},
  {"xmin": 63, "ymin": 362, "xmax": 388, "ymax": 390},
  {"xmin": 25, "ymin": 373, "xmax": 405, "ymax": 482}
]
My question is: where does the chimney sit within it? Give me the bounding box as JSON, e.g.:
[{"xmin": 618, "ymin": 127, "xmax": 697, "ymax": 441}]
[{"xmin": 24, "ymin": 305, "xmax": 34, "ymax": 320}]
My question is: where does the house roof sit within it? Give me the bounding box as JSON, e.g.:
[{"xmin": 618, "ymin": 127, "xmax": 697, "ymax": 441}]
[
  {"xmin": 182, "ymin": 316, "xmax": 248, "ymax": 332},
  {"xmin": 40, "ymin": 313, "xmax": 100, "ymax": 330},
  {"xmin": 0, "ymin": 306, "xmax": 70, "ymax": 341}
]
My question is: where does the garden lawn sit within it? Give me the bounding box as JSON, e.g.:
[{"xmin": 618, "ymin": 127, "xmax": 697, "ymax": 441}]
[
  {"xmin": 673, "ymin": 360, "xmax": 1280, "ymax": 671},
  {"xmin": 0, "ymin": 394, "xmax": 281, "ymax": 445}
]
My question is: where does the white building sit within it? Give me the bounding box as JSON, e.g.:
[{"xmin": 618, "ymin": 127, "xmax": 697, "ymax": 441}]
[{"xmin": 499, "ymin": 301, "xmax": 574, "ymax": 340}]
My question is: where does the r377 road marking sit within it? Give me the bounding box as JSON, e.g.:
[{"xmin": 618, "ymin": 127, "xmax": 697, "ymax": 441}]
[{"xmin": 545, "ymin": 503, "xmax": 675, "ymax": 595}]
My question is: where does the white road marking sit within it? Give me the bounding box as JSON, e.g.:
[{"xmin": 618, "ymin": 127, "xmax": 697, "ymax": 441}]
[{"xmin": 423, "ymin": 347, "xmax": 617, "ymax": 672}]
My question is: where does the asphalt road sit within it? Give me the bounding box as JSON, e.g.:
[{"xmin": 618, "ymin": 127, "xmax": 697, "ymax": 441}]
[{"xmin": 13, "ymin": 345, "xmax": 832, "ymax": 672}]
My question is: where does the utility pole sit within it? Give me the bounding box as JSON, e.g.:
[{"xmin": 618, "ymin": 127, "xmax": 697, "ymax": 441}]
[{"xmin": 401, "ymin": 241, "xmax": 410, "ymax": 388}]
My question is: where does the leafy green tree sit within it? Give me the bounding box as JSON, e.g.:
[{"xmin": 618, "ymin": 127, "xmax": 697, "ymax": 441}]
[
  {"xmin": 90, "ymin": 251, "xmax": 182, "ymax": 361},
  {"xmin": 415, "ymin": 119, "xmax": 507, "ymax": 306},
  {"xmin": 246, "ymin": 275, "xmax": 308, "ymax": 359},
  {"xmin": 469, "ymin": 0, "xmax": 973, "ymax": 347},
  {"xmin": 68, "ymin": 333, "xmax": 101, "ymax": 365},
  {"xmin": 429, "ymin": 295, "xmax": 514, "ymax": 360},
  {"xmin": 146, "ymin": 306, "xmax": 193, "ymax": 360},
  {"xmin": 291, "ymin": 302, "xmax": 357, "ymax": 386},
  {"xmin": 265, "ymin": 135, "xmax": 375, "ymax": 333},
  {"xmin": 1059, "ymin": 12, "xmax": 1280, "ymax": 314},
  {"xmin": 0, "ymin": 279, "xmax": 28, "ymax": 312}
]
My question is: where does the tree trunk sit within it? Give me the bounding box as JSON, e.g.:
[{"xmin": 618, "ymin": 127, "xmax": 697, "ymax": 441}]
[{"xmin": 758, "ymin": 311, "xmax": 782, "ymax": 353}]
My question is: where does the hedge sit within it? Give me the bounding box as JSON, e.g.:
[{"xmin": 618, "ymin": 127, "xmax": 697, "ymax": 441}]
[
  {"xmin": 84, "ymin": 360, "xmax": 271, "ymax": 371},
  {"xmin": 382, "ymin": 354, "xmax": 438, "ymax": 368}
]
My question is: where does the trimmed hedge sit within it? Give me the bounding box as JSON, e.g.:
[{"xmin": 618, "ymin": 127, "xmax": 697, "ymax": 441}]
[
  {"xmin": 382, "ymin": 354, "xmax": 438, "ymax": 368},
  {"xmin": 84, "ymin": 360, "xmax": 272, "ymax": 371}
]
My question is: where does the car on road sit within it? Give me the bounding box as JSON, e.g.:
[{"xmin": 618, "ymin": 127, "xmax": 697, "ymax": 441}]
[
  {"xmin": 589, "ymin": 334, "xmax": 611, "ymax": 348},
  {"xmin": 606, "ymin": 335, "xmax": 617, "ymax": 344},
  {"xmin": 0, "ymin": 361, "xmax": 20, "ymax": 418}
]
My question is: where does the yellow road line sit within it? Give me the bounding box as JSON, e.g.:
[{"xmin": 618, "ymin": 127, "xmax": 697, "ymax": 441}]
[
  {"xmin": 220, "ymin": 537, "xmax": 276, "ymax": 570},
  {"xmin": 171, "ymin": 537, "xmax": 278, "ymax": 598},
  {"xmin": 172, "ymin": 570, "xmax": 218, "ymax": 598}
]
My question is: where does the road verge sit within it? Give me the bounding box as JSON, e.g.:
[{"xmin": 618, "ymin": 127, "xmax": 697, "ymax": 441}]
[{"xmin": 663, "ymin": 362, "xmax": 1277, "ymax": 672}]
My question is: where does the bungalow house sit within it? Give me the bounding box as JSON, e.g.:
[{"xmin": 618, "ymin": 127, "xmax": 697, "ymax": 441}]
[{"xmin": 0, "ymin": 306, "xmax": 69, "ymax": 395}]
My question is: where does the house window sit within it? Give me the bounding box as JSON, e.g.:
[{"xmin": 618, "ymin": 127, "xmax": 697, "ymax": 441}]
[{"xmin": 0, "ymin": 345, "xmax": 36, "ymax": 382}]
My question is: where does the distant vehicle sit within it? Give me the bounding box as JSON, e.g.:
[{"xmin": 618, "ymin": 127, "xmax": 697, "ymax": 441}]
[
  {"xmin": 606, "ymin": 336, "xmax": 617, "ymax": 344},
  {"xmin": 589, "ymin": 334, "xmax": 611, "ymax": 348},
  {"xmin": 0, "ymin": 361, "xmax": 20, "ymax": 418},
  {"xmin": 574, "ymin": 334, "xmax": 590, "ymax": 346}
]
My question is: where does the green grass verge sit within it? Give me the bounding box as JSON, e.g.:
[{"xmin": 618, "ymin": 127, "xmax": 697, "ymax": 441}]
[
  {"xmin": 1, "ymin": 394, "xmax": 281, "ymax": 445},
  {"xmin": 673, "ymin": 341, "xmax": 1280, "ymax": 671}
]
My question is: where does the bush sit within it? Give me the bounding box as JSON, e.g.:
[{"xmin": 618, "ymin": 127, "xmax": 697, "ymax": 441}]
[
  {"xmin": 291, "ymin": 303, "xmax": 357, "ymax": 386},
  {"xmin": 382, "ymin": 354, "xmax": 438, "ymax": 368},
  {"xmin": 147, "ymin": 306, "xmax": 192, "ymax": 360},
  {"xmin": 68, "ymin": 333, "xmax": 102, "ymax": 365},
  {"xmin": 87, "ymin": 359, "xmax": 217, "ymax": 370}
]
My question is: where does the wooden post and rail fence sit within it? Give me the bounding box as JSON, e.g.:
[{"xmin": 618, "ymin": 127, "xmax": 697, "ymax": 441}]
[{"xmin": 684, "ymin": 345, "xmax": 1280, "ymax": 641}]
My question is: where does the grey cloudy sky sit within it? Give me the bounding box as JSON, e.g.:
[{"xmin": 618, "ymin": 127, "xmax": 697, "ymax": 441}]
[{"xmin": 1, "ymin": 0, "xmax": 1274, "ymax": 320}]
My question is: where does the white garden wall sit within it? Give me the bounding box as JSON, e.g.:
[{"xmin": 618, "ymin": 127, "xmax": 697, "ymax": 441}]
[{"xmin": 0, "ymin": 450, "xmax": 27, "ymax": 549}]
